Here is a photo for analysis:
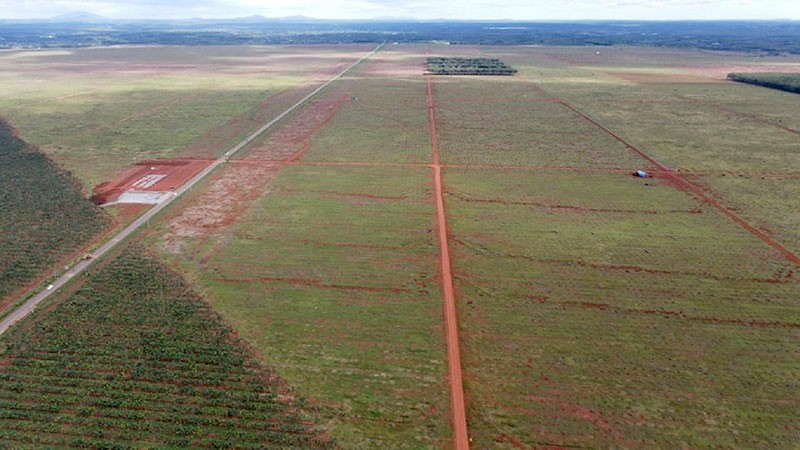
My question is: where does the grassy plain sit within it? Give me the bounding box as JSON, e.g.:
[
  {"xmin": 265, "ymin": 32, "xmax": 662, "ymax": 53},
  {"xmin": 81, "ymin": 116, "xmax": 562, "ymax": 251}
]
[
  {"xmin": 444, "ymin": 169, "xmax": 799, "ymax": 447},
  {"xmin": 153, "ymin": 164, "xmax": 450, "ymax": 447},
  {"xmin": 427, "ymin": 53, "xmax": 642, "ymax": 168},
  {"xmin": 0, "ymin": 45, "xmax": 371, "ymax": 189},
  {"xmin": 294, "ymin": 48, "xmax": 432, "ymax": 164},
  {"xmin": 0, "ymin": 247, "xmax": 330, "ymax": 448},
  {"xmin": 425, "ymin": 44, "xmax": 800, "ymax": 447},
  {"xmin": 2, "ymin": 42, "xmax": 799, "ymax": 449}
]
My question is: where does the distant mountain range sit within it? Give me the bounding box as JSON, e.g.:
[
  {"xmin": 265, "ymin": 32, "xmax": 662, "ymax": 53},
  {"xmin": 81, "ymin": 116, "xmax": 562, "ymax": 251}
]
[
  {"xmin": 50, "ymin": 11, "xmax": 110, "ymax": 23},
  {"xmin": 0, "ymin": 12, "xmax": 792, "ymax": 24}
]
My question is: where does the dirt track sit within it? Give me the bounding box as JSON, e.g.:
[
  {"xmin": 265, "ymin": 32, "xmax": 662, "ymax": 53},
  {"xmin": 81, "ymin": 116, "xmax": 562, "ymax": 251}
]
[
  {"xmin": 427, "ymin": 75, "xmax": 470, "ymax": 450},
  {"xmin": 536, "ymin": 85, "xmax": 800, "ymax": 268}
]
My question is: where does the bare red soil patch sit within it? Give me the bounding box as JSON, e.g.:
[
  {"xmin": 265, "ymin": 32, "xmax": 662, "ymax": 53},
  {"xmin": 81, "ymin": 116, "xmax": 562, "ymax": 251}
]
[
  {"xmin": 180, "ymin": 58, "xmax": 358, "ymax": 159},
  {"xmin": 162, "ymin": 161, "xmax": 279, "ymax": 254},
  {"xmin": 91, "ymin": 158, "xmax": 212, "ymax": 204},
  {"xmin": 243, "ymin": 96, "xmax": 349, "ymax": 162},
  {"xmin": 214, "ymin": 276, "xmax": 413, "ymax": 294}
]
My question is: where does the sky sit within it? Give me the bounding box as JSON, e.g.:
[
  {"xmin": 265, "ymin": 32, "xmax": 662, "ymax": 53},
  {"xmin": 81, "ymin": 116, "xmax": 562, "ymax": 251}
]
[{"xmin": 0, "ymin": 0, "xmax": 798, "ymax": 21}]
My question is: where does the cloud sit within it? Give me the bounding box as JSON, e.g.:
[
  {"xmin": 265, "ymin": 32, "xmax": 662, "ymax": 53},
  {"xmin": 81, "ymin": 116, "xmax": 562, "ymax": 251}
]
[{"xmin": 0, "ymin": 0, "xmax": 796, "ymax": 20}]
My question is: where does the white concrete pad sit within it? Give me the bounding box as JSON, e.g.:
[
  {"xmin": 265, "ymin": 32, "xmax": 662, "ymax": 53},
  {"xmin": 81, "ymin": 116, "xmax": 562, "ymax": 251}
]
[{"xmin": 117, "ymin": 190, "xmax": 172, "ymax": 205}]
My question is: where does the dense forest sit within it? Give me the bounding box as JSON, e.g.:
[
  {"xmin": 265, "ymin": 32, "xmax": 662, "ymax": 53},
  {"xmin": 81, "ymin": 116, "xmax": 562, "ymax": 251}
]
[
  {"xmin": 1, "ymin": 19, "xmax": 799, "ymax": 54},
  {"xmin": 727, "ymin": 72, "xmax": 800, "ymax": 93}
]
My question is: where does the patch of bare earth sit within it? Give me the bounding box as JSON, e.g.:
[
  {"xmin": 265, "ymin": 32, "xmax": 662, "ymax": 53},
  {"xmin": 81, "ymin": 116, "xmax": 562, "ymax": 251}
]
[
  {"xmin": 180, "ymin": 59, "xmax": 361, "ymax": 159},
  {"xmin": 163, "ymin": 88, "xmax": 352, "ymax": 253},
  {"xmin": 162, "ymin": 162, "xmax": 279, "ymax": 254},
  {"xmin": 244, "ymin": 95, "xmax": 348, "ymax": 161}
]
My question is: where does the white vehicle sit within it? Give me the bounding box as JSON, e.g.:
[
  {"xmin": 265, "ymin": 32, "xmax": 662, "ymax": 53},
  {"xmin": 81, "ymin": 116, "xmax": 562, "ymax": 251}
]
[{"xmin": 46, "ymin": 284, "xmax": 54, "ymax": 290}]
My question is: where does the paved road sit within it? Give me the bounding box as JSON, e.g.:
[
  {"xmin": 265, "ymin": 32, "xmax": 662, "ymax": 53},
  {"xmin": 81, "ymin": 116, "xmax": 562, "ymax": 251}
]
[{"xmin": 0, "ymin": 43, "xmax": 382, "ymax": 336}]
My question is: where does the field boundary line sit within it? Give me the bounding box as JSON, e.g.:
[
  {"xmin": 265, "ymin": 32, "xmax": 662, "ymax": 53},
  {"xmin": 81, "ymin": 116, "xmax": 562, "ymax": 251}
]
[
  {"xmin": 427, "ymin": 74, "xmax": 470, "ymax": 450},
  {"xmin": 674, "ymin": 93, "xmax": 800, "ymax": 136},
  {"xmin": 547, "ymin": 90, "xmax": 800, "ymax": 267},
  {"xmin": 0, "ymin": 43, "xmax": 384, "ymax": 336}
]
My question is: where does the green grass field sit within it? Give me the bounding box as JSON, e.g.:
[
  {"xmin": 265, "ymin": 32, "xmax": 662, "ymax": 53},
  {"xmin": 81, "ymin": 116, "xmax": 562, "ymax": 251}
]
[
  {"xmin": 152, "ymin": 165, "xmax": 451, "ymax": 447},
  {"xmin": 286, "ymin": 49, "xmax": 432, "ymax": 164},
  {"xmin": 444, "ymin": 168, "xmax": 798, "ymax": 447}
]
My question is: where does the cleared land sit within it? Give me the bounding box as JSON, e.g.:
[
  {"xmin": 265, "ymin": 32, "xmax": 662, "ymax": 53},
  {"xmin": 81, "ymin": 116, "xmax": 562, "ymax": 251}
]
[
  {"xmin": 1, "ymin": 43, "xmax": 799, "ymax": 449},
  {"xmin": 0, "ymin": 247, "xmax": 331, "ymax": 448},
  {"xmin": 0, "ymin": 120, "xmax": 108, "ymax": 307},
  {"xmin": 431, "ymin": 44, "xmax": 800, "ymax": 447},
  {"xmin": 91, "ymin": 158, "xmax": 212, "ymax": 205},
  {"xmin": 155, "ymin": 45, "xmax": 800, "ymax": 447}
]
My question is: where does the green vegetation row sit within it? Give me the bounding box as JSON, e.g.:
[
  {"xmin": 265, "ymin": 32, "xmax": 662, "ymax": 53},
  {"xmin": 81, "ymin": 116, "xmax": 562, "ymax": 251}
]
[
  {"xmin": 727, "ymin": 72, "xmax": 800, "ymax": 94},
  {"xmin": 0, "ymin": 247, "xmax": 332, "ymax": 448},
  {"xmin": 0, "ymin": 119, "xmax": 109, "ymax": 302},
  {"xmin": 426, "ymin": 57, "xmax": 517, "ymax": 76}
]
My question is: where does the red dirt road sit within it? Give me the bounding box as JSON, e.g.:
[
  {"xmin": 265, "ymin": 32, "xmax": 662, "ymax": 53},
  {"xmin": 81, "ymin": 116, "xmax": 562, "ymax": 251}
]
[
  {"xmin": 92, "ymin": 158, "xmax": 213, "ymax": 204},
  {"xmin": 427, "ymin": 75, "xmax": 470, "ymax": 450}
]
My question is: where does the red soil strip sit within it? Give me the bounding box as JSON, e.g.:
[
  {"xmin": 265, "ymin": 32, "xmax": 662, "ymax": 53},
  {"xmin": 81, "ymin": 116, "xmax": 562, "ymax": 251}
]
[
  {"xmin": 292, "ymin": 239, "xmax": 403, "ymax": 250},
  {"xmin": 91, "ymin": 158, "xmax": 213, "ymax": 204},
  {"xmin": 447, "ymin": 191, "xmax": 702, "ymax": 215},
  {"xmin": 213, "ymin": 276, "xmax": 412, "ymax": 294},
  {"xmin": 674, "ymin": 93, "xmax": 800, "ymax": 136},
  {"xmin": 441, "ymin": 98, "xmax": 564, "ymax": 104},
  {"xmin": 442, "ymin": 163, "xmax": 633, "ymax": 173},
  {"xmin": 243, "ymin": 96, "xmax": 349, "ymax": 162},
  {"xmin": 496, "ymin": 433, "xmax": 526, "ymax": 449},
  {"xmin": 561, "ymin": 301, "xmax": 799, "ymax": 329},
  {"xmin": 545, "ymin": 91, "xmax": 800, "ymax": 268},
  {"xmin": 572, "ymin": 260, "xmax": 794, "ymax": 285},
  {"xmin": 237, "ymin": 159, "xmax": 431, "ymax": 169},
  {"xmin": 427, "ymin": 75, "xmax": 470, "ymax": 450},
  {"xmin": 274, "ymin": 187, "xmax": 407, "ymax": 201},
  {"xmin": 451, "ymin": 238, "xmax": 795, "ymax": 284},
  {"xmin": 685, "ymin": 171, "xmax": 800, "ymax": 180}
]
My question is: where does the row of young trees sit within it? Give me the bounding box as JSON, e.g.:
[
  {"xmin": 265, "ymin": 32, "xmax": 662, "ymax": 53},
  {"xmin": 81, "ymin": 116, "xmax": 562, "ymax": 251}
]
[
  {"xmin": 0, "ymin": 119, "xmax": 109, "ymax": 302},
  {"xmin": 727, "ymin": 72, "xmax": 800, "ymax": 94}
]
